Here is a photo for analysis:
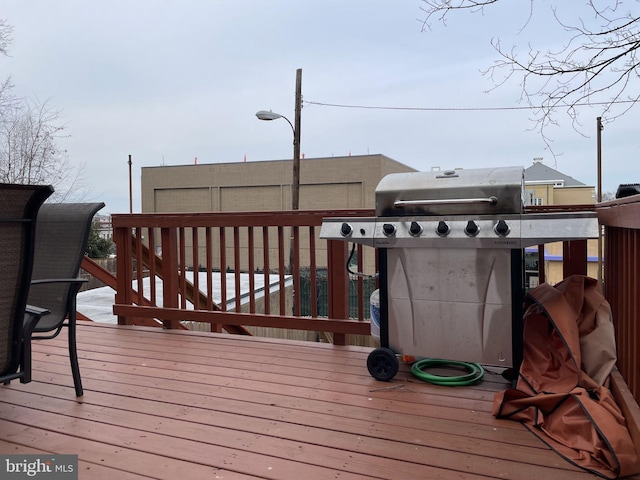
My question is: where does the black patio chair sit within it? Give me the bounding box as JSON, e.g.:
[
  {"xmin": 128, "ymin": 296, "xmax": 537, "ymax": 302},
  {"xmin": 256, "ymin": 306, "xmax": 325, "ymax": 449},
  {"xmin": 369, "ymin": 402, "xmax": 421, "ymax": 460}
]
[
  {"xmin": 27, "ymin": 202, "xmax": 105, "ymax": 397},
  {"xmin": 1, "ymin": 183, "xmax": 54, "ymax": 387}
]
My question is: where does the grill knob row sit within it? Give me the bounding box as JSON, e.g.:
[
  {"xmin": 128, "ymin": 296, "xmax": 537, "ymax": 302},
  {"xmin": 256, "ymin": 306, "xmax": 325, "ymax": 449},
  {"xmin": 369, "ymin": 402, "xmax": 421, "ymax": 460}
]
[
  {"xmin": 377, "ymin": 220, "xmax": 512, "ymax": 238},
  {"xmin": 337, "ymin": 220, "xmax": 511, "ymax": 239}
]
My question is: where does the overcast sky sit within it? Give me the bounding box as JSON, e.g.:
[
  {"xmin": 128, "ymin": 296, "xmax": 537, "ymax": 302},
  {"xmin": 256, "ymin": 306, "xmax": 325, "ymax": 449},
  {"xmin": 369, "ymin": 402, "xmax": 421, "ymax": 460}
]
[{"xmin": 3, "ymin": 1, "xmax": 638, "ymax": 214}]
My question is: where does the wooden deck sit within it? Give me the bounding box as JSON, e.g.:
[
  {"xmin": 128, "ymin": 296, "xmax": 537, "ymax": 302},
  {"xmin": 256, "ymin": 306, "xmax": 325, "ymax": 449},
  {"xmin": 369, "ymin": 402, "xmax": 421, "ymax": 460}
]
[{"xmin": 0, "ymin": 323, "xmax": 633, "ymax": 479}]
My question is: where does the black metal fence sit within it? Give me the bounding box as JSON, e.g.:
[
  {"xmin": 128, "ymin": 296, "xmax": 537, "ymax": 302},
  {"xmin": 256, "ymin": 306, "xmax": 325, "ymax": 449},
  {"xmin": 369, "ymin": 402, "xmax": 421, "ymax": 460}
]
[{"xmin": 299, "ymin": 268, "xmax": 377, "ymax": 319}]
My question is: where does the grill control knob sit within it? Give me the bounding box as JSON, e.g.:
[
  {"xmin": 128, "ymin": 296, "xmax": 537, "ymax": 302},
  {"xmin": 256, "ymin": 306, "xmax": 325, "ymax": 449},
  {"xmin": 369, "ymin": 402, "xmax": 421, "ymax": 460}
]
[
  {"xmin": 340, "ymin": 222, "xmax": 353, "ymax": 237},
  {"xmin": 409, "ymin": 221, "xmax": 422, "ymax": 237},
  {"xmin": 465, "ymin": 220, "xmax": 480, "ymax": 237},
  {"xmin": 436, "ymin": 221, "xmax": 450, "ymax": 237},
  {"xmin": 382, "ymin": 223, "xmax": 396, "ymax": 237},
  {"xmin": 494, "ymin": 219, "xmax": 510, "ymax": 237}
]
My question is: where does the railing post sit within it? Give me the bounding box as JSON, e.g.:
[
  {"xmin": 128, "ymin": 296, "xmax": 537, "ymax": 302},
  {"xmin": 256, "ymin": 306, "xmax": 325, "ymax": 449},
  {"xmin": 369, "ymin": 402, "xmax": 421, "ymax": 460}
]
[
  {"xmin": 563, "ymin": 239, "xmax": 588, "ymax": 277},
  {"xmin": 161, "ymin": 227, "xmax": 180, "ymax": 329},
  {"xmin": 114, "ymin": 225, "xmax": 133, "ymax": 325},
  {"xmin": 327, "ymin": 239, "xmax": 350, "ymax": 345},
  {"xmin": 537, "ymin": 245, "xmax": 546, "ymax": 284}
]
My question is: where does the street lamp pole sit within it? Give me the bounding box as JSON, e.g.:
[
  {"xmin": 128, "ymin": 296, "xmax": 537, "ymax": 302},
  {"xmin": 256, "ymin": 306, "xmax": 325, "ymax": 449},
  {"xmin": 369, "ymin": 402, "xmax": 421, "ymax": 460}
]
[
  {"xmin": 597, "ymin": 117, "xmax": 603, "ymax": 203},
  {"xmin": 256, "ymin": 67, "xmax": 302, "ymax": 210}
]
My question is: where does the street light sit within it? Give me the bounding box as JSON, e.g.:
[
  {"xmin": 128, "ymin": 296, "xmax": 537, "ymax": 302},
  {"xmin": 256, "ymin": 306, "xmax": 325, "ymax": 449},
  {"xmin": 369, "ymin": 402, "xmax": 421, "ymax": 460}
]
[
  {"xmin": 256, "ymin": 110, "xmax": 292, "ymax": 126},
  {"xmin": 255, "ymin": 68, "xmax": 302, "ymax": 211}
]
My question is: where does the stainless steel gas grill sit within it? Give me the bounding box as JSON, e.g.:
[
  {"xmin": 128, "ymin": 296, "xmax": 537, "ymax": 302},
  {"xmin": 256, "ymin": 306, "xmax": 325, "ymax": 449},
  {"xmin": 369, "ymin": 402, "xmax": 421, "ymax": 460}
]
[{"xmin": 320, "ymin": 166, "xmax": 599, "ymax": 381}]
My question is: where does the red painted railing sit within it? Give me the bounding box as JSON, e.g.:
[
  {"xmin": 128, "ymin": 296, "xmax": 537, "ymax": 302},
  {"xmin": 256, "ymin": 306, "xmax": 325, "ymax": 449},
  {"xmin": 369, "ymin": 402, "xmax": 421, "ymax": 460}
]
[
  {"xmin": 597, "ymin": 195, "xmax": 640, "ymax": 402},
  {"xmin": 109, "ymin": 210, "xmax": 376, "ymax": 345}
]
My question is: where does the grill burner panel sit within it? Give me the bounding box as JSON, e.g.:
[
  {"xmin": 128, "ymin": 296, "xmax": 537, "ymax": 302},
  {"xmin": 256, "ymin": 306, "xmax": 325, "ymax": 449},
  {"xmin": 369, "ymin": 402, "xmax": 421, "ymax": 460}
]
[{"xmin": 320, "ymin": 211, "xmax": 598, "ymax": 248}]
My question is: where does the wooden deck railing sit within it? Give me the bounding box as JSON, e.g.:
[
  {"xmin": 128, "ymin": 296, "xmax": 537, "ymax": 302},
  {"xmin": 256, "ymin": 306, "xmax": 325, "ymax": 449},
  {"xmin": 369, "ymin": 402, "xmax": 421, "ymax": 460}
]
[
  {"xmin": 597, "ymin": 195, "xmax": 640, "ymax": 403},
  {"xmin": 109, "ymin": 210, "xmax": 376, "ymax": 345}
]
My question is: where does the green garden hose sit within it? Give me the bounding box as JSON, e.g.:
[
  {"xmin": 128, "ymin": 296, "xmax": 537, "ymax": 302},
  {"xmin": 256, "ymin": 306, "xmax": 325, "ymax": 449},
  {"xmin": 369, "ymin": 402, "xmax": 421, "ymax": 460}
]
[{"xmin": 410, "ymin": 358, "xmax": 485, "ymax": 386}]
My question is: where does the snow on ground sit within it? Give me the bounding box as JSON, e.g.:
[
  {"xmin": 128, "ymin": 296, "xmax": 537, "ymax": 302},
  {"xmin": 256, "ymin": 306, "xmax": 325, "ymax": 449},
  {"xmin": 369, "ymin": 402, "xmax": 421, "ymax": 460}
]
[{"xmin": 77, "ymin": 272, "xmax": 291, "ymax": 324}]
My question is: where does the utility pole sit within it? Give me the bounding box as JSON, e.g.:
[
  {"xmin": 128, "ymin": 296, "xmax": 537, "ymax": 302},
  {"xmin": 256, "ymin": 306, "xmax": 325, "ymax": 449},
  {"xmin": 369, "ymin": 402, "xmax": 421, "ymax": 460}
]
[
  {"xmin": 292, "ymin": 68, "xmax": 302, "ymax": 210},
  {"xmin": 128, "ymin": 154, "xmax": 133, "ymax": 214},
  {"xmin": 597, "ymin": 117, "xmax": 603, "ymax": 203},
  {"xmin": 596, "ymin": 117, "xmax": 604, "ymax": 285}
]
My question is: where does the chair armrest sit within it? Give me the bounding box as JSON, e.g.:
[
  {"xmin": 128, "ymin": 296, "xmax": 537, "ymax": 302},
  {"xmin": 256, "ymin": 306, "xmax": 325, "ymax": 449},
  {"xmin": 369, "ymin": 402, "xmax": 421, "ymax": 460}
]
[
  {"xmin": 31, "ymin": 278, "xmax": 88, "ymax": 285},
  {"xmin": 25, "ymin": 304, "xmax": 50, "ymax": 317},
  {"xmin": 24, "ymin": 304, "xmax": 51, "ymax": 337},
  {"xmin": 30, "ymin": 278, "xmax": 88, "ymax": 300}
]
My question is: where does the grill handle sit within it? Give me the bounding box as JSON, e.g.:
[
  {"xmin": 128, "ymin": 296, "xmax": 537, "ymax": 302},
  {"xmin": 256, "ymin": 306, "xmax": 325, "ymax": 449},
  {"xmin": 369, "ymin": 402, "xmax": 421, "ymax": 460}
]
[{"xmin": 394, "ymin": 196, "xmax": 498, "ymax": 208}]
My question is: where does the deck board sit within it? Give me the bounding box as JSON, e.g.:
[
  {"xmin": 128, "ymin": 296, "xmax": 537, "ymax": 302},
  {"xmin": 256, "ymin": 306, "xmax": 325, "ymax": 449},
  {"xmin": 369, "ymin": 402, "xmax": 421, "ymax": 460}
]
[{"xmin": 0, "ymin": 322, "xmax": 627, "ymax": 479}]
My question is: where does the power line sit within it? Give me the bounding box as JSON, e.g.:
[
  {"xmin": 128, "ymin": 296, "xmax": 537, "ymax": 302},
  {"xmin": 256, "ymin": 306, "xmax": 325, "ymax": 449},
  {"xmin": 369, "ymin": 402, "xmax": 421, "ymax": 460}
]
[
  {"xmin": 304, "ymin": 99, "xmax": 636, "ymax": 112},
  {"xmin": 305, "ymin": 100, "xmax": 531, "ymax": 111}
]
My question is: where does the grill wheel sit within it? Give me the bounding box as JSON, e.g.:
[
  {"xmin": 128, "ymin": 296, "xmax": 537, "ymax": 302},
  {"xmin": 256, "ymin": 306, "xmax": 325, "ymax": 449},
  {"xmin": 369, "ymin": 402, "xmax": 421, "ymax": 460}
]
[{"xmin": 367, "ymin": 347, "xmax": 399, "ymax": 381}]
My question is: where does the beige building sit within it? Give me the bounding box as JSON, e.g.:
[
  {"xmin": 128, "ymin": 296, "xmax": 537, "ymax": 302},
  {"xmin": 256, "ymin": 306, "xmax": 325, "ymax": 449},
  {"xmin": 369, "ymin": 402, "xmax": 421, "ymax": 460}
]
[
  {"xmin": 523, "ymin": 158, "xmax": 598, "ymax": 287},
  {"xmin": 142, "ymin": 154, "xmax": 416, "ymax": 214}
]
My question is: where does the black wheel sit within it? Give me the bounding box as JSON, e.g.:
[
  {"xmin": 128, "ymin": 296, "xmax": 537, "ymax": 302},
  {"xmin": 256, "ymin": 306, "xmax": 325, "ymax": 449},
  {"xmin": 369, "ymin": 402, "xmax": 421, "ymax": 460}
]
[{"xmin": 367, "ymin": 347, "xmax": 399, "ymax": 381}]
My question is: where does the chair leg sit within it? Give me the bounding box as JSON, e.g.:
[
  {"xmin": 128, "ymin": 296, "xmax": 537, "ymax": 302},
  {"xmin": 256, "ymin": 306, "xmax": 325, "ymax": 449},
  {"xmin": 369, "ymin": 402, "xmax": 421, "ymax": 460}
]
[{"xmin": 68, "ymin": 314, "xmax": 83, "ymax": 397}]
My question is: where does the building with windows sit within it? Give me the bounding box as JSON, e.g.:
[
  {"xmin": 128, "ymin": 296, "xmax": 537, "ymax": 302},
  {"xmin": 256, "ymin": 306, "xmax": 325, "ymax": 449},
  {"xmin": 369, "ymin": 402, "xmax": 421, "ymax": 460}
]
[
  {"xmin": 93, "ymin": 214, "xmax": 113, "ymax": 240},
  {"xmin": 524, "ymin": 158, "xmax": 595, "ymax": 206},
  {"xmin": 524, "ymin": 158, "xmax": 598, "ymax": 287}
]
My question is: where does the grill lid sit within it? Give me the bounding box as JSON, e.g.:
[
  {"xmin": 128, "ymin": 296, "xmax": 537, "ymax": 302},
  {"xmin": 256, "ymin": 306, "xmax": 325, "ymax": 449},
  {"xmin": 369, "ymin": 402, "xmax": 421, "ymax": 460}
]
[{"xmin": 375, "ymin": 166, "xmax": 524, "ymax": 217}]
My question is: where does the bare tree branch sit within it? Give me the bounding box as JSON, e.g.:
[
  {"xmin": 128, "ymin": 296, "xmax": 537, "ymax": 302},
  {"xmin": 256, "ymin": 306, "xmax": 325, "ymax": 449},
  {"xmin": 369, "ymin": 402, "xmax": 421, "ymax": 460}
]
[
  {"xmin": 0, "ymin": 18, "xmax": 86, "ymax": 201},
  {"xmin": 0, "ymin": 18, "xmax": 11, "ymax": 56},
  {"xmin": 0, "ymin": 97, "xmax": 86, "ymax": 202},
  {"xmin": 419, "ymin": 0, "xmax": 500, "ymax": 28},
  {"xmin": 420, "ymin": 0, "xmax": 640, "ymax": 147}
]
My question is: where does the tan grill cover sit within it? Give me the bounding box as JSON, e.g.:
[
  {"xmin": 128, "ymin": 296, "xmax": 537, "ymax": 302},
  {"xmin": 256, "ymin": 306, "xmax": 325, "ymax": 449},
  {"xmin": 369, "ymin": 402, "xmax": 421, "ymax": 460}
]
[{"xmin": 493, "ymin": 275, "xmax": 640, "ymax": 478}]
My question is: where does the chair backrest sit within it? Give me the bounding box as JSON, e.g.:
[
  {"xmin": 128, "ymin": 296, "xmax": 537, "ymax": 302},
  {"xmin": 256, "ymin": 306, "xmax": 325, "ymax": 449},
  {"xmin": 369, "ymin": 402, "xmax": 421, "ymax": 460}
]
[
  {"xmin": 27, "ymin": 203, "xmax": 105, "ymax": 330},
  {"xmin": 0, "ymin": 183, "xmax": 54, "ymax": 377}
]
